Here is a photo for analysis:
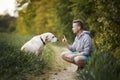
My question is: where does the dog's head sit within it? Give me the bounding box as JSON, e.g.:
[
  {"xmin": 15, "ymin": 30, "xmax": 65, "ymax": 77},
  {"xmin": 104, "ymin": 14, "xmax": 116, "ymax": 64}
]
[{"xmin": 41, "ymin": 32, "xmax": 58, "ymax": 43}]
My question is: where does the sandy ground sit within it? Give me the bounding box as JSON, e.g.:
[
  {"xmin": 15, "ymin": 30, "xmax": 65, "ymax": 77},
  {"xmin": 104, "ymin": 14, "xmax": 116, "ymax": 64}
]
[
  {"xmin": 48, "ymin": 45, "xmax": 78, "ymax": 80},
  {"xmin": 33, "ymin": 45, "xmax": 78, "ymax": 80},
  {"xmin": 49, "ymin": 64, "xmax": 78, "ymax": 80},
  {"xmin": 34, "ymin": 64, "xmax": 78, "ymax": 80}
]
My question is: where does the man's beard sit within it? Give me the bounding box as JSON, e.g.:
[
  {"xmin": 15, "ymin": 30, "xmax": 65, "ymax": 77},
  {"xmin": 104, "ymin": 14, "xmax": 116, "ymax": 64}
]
[{"xmin": 74, "ymin": 30, "xmax": 81, "ymax": 36}]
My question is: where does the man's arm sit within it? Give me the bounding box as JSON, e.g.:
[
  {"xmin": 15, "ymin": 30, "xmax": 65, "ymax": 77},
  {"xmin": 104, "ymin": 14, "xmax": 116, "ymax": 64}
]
[
  {"xmin": 62, "ymin": 36, "xmax": 72, "ymax": 50},
  {"xmin": 80, "ymin": 35, "xmax": 92, "ymax": 56}
]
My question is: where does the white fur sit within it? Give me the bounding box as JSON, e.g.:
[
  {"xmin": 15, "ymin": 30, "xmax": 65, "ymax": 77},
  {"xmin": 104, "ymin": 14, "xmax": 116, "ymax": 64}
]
[{"xmin": 21, "ymin": 32, "xmax": 58, "ymax": 56}]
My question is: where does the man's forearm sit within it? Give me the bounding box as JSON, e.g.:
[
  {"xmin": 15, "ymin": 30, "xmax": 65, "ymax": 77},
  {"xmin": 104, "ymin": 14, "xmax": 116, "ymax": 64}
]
[{"xmin": 65, "ymin": 43, "xmax": 72, "ymax": 50}]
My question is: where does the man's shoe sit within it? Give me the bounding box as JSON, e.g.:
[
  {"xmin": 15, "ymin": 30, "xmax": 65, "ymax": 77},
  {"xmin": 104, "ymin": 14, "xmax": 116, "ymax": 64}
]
[{"xmin": 76, "ymin": 66, "xmax": 84, "ymax": 73}]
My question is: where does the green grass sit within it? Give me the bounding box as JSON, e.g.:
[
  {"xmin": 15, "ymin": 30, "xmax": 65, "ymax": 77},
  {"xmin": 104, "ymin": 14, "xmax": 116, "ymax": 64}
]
[
  {"xmin": 0, "ymin": 33, "xmax": 56, "ymax": 80},
  {"xmin": 76, "ymin": 50, "xmax": 120, "ymax": 80}
]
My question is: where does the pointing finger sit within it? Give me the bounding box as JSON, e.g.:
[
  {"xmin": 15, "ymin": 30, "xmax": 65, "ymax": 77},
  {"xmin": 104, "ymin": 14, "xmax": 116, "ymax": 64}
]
[{"xmin": 63, "ymin": 35, "xmax": 66, "ymax": 39}]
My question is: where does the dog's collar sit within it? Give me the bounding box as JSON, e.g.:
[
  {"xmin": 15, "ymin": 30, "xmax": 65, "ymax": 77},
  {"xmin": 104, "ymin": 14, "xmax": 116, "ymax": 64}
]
[{"xmin": 40, "ymin": 37, "xmax": 46, "ymax": 45}]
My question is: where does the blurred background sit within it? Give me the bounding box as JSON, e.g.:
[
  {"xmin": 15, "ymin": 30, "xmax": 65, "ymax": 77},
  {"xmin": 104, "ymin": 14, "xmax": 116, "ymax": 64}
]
[{"xmin": 0, "ymin": 0, "xmax": 120, "ymax": 80}]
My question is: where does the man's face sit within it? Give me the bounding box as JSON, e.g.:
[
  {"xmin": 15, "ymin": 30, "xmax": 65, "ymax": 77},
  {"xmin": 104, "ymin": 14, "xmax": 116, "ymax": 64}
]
[{"xmin": 72, "ymin": 23, "xmax": 81, "ymax": 34}]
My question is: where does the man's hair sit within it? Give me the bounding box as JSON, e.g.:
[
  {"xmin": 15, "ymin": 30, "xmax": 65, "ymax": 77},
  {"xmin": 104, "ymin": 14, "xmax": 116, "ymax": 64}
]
[{"xmin": 73, "ymin": 19, "xmax": 83, "ymax": 29}]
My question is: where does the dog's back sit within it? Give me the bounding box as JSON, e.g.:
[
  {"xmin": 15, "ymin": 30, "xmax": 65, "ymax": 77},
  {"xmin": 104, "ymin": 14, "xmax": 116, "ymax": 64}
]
[{"xmin": 21, "ymin": 35, "xmax": 43, "ymax": 53}]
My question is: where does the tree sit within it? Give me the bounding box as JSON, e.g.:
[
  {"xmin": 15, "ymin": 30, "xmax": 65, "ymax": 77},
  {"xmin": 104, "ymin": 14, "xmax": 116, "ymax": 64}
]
[
  {"xmin": 0, "ymin": 15, "xmax": 16, "ymax": 32},
  {"xmin": 54, "ymin": 0, "xmax": 74, "ymax": 41},
  {"xmin": 16, "ymin": 0, "xmax": 57, "ymax": 35}
]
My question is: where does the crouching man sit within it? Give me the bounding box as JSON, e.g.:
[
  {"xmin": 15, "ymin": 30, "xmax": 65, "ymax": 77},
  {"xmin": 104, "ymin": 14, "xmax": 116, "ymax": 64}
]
[{"xmin": 61, "ymin": 19, "xmax": 92, "ymax": 71}]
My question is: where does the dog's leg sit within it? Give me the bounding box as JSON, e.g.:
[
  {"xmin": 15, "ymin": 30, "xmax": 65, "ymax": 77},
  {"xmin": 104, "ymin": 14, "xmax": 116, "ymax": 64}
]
[
  {"xmin": 35, "ymin": 50, "xmax": 42, "ymax": 56},
  {"xmin": 21, "ymin": 46, "xmax": 25, "ymax": 51},
  {"xmin": 38, "ymin": 52, "xmax": 42, "ymax": 57}
]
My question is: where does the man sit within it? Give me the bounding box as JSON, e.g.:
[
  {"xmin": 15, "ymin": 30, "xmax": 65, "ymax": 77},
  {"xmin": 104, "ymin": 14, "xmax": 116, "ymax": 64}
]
[{"xmin": 61, "ymin": 19, "xmax": 92, "ymax": 71}]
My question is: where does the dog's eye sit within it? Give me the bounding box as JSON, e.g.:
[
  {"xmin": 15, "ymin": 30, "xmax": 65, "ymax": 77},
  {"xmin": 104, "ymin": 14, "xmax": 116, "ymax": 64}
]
[{"xmin": 52, "ymin": 36, "xmax": 55, "ymax": 38}]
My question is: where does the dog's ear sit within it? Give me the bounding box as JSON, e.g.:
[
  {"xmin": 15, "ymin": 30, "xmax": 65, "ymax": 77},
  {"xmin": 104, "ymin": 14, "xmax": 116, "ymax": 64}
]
[
  {"xmin": 45, "ymin": 36, "xmax": 48, "ymax": 41},
  {"xmin": 46, "ymin": 35, "xmax": 48, "ymax": 39}
]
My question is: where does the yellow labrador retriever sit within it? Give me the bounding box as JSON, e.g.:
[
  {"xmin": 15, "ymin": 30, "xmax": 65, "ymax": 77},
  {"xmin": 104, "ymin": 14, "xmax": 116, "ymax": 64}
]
[{"xmin": 21, "ymin": 32, "xmax": 58, "ymax": 56}]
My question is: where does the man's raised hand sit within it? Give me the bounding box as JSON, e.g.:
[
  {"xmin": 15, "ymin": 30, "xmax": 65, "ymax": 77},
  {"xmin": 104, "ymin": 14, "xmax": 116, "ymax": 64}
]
[{"xmin": 62, "ymin": 35, "xmax": 68, "ymax": 45}]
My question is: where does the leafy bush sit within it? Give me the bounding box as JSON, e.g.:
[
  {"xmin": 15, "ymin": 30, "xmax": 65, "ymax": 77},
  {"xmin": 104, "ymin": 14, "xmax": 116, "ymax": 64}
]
[
  {"xmin": 0, "ymin": 33, "xmax": 55, "ymax": 80},
  {"xmin": 77, "ymin": 50, "xmax": 120, "ymax": 80}
]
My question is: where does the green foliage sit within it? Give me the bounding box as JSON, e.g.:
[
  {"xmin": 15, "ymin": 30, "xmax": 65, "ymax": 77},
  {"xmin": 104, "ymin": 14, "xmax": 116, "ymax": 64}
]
[
  {"xmin": 1, "ymin": 0, "xmax": 120, "ymax": 79},
  {"xmin": 54, "ymin": 0, "xmax": 74, "ymax": 40},
  {"xmin": 16, "ymin": 0, "xmax": 75, "ymax": 41},
  {"xmin": 16, "ymin": 0, "xmax": 56, "ymax": 35},
  {"xmin": 0, "ymin": 15, "xmax": 16, "ymax": 32},
  {"xmin": 77, "ymin": 50, "xmax": 120, "ymax": 80},
  {"xmin": 0, "ymin": 33, "xmax": 55, "ymax": 80}
]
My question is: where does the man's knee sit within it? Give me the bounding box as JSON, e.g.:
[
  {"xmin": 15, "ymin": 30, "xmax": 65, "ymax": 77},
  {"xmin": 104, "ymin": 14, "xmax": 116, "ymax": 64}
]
[
  {"xmin": 61, "ymin": 51, "xmax": 71, "ymax": 60},
  {"xmin": 61, "ymin": 52, "xmax": 66, "ymax": 59},
  {"xmin": 74, "ymin": 56, "xmax": 85, "ymax": 66}
]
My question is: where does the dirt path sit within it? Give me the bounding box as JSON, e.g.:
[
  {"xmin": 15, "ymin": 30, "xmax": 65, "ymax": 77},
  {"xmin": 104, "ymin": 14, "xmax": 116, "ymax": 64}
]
[
  {"xmin": 34, "ymin": 45, "xmax": 78, "ymax": 80},
  {"xmin": 48, "ymin": 45, "xmax": 78, "ymax": 80},
  {"xmin": 49, "ymin": 64, "xmax": 78, "ymax": 80}
]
